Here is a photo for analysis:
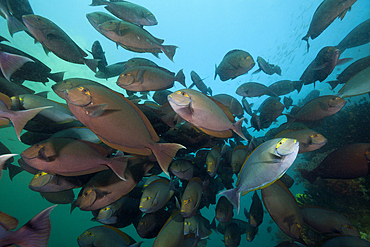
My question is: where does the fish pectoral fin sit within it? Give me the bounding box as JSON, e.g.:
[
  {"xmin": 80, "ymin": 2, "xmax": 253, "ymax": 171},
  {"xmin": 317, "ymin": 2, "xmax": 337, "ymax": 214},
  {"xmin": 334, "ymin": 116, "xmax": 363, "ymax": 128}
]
[
  {"xmin": 94, "ymin": 186, "xmax": 110, "ymax": 198},
  {"xmin": 42, "ymin": 45, "xmax": 51, "ymax": 55},
  {"xmin": 117, "ymin": 28, "xmax": 131, "ymax": 37},
  {"xmin": 38, "ymin": 146, "xmax": 50, "ymax": 162},
  {"xmin": 83, "ymin": 103, "xmax": 110, "ymax": 118},
  {"xmin": 136, "ymin": 68, "xmax": 145, "ymax": 84},
  {"xmin": 312, "ymin": 62, "xmax": 328, "ymax": 71},
  {"xmin": 318, "ymin": 101, "xmax": 329, "ymax": 111},
  {"xmin": 153, "ymin": 191, "xmax": 160, "ymax": 206}
]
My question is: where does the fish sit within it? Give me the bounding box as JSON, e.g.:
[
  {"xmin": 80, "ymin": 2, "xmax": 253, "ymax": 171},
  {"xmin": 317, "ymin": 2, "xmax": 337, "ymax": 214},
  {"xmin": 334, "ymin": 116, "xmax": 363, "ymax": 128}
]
[
  {"xmin": 0, "ymin": 205, "xmax": 56, "ymax": 247},
  {"xmin": 336, "ymin": 18, "xmax": 370, "ymax": 53},
  {"xmin": 0, "ymin": 92, "xmax": 51, "ymax": 141},
  {"xmin": 326, "ymin": 55, "xmax": 370, "ymax": 90},
  {"xmin": 206, "ymin": 146, "xmax": 223, "ymax": 177},
  {"xmin": 116, "ymin": 66, "xmax": 186, "ymax": 92},
  {"xmin": 124, "ymin": 57, "xmax": 159, "ymax": 69},
  {"xmin": 246, "ymin": 223, "xmax": 258, "ymax": 242},
  {"xmin": 258, "ymin": 96, "xmax": 285, "ymax": 129},
  {"xmin": 90, "ymin": 0, "xmax": 157, "ymax": 27},
  {"xmin": 189, "ymin": 70, "xmax": 212, "ymax": 96},
  {"xmin": 300, "ymin": 46, "xmax": 348, "ymax": 86},
  {"xmin": 223, "ymin": 222, "xmax": 241, "ymax": 247},
  {"xmin": 250, "ymin": 113, "xmax": 261, "ymax": 131},
  {"xmin": 215, "ymin": 49, "xmax": 255, "ymax": 81},
  {"xmin": 77, "ymin": 225, "xmax": 143, "ymax": 247},
  {"xmin": 168, "ymin": 88, "xmax": 246, "ymax": 139},
  {"xmin": 302, "ymin": 0, "xmax": 357, "ymax": 51},
  {"xmin": 152, "ymin": 211, "xmax": 184, "ymax": 247},
  {"xmin": 86, "ymin": 11, "xmax": 119, "ymax": 35},
  {"xmin": 75, "ymin": 168, "xmax": 138, "ymax": 211},
  {"xmin": 274, "ymin": 129, "xmax": 327, "ymax": 153},
  {"xmin": 215, "ymin": 196, "xmax": 234, "ymax": 223},
  {"xmin": 97, "ymin": 19, "xmax": 177, "ymax": 61},
  {"xmin": 299, "ymin": 89, "xmax": 320, "ymax": 106},
  {"xmin": 63, "ymin": 84, "xmax": 185, "ymax": 175},
  {"xmin": 285, "ymin": 95, "xmax": 346, "ymax": 124},
  {"xmin": 337, "ymin": 66, "xmax": 370, "ymax": 98},
  {"xmin": 245, "ymin": 191, "xmax": 263, "ymax": 227},
  {"xmin": 40, "ymin": 189, "xmax": 75, "ymax": 204},
  {"xmin": 261, "ymin": 180, "xmax": 303, "ymax": 239},
  {"xmin": 90, "ymin": 40, "xmax": 108, "ymax": 72},
  {"xmin": 219, "ymin": 138, "xmax": 299, "ymax": 213},
  {"xmin": 20, "ymin": 137, "xmax": 130, "ymax": 180},
  {"xmin": 236, "ymin": 82, "xmax": 276, "ymax": 98},
  {"xmin": 231, "ymin": 145, "xmax": 251, "ymax": 174},
  {"xmin": 211, "ymin": 94, "xmax": 244, "ymax": 118},
  {"xmin": 300, "ymin": 143, "xmax": 370, "ymax": 183},
  {"xmin": 252, "ymin": 56, "xmax": 282, "ymax": 76},
  {"xmin": 267, "ymin": 80, "xmax": 303, "ymax": 96},
  {"xmin": 0, "ymin": 153, "xmax": 18, "ymax": 181},
  {"xmin": 135, "ymin": 209, "xmax": 169, "ymax": 239},
  {"xmin": 169, "ymin": 159, "xmax": 194, "ymax": 181},
  {"xmin": 0, "ymin": 51, "xmax": 34, "ymax": 81},
  {"xmin": 140, "ymin": 177, "xmax": 174, "ymax": 213},
  {"xmin": 95, "ymin": 62, "xmax": 127, "ymax": 79},
  {"xmin": 181, "ymin": 177, "xmax": 203, "ymax": 218},
  {"xmin": 300, "ymin": 206, "xmax": 359, "ymax": 236},
  {"xmin": 0, "ymin": 77, "xmax": 35, "ymax": 97},
  {"xmin": 184, "ymin": 214, "xmax": 212, "ymax": 239},
  {"xmin": 22, "ymin": 14, "xmax": 99, "ymax": 72},
  {"xmin": 241, "ymin": 97, "xmax": 254, "ymax": 116},
  {"xmin": 52, "ymin": 77, "xmax": 109, "ymax": 99}
]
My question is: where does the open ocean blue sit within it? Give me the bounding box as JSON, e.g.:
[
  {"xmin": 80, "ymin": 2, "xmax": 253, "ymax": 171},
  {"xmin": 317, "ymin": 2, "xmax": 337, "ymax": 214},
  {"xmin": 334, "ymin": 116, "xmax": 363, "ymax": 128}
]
[{"xmin": 1, "ymin": 0, "xmax": 370, "ymax": 246}]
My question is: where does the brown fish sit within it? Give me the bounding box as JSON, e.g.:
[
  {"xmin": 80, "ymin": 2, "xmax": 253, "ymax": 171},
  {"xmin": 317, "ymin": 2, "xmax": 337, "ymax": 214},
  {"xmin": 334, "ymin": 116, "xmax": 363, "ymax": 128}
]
[
  {"xmin": 215, "ymin": 49, "xmax": 255, "ymax": 81},
  {"xmin": 63, "ymin": 84, "xmax": 185, "ymax": 175},
  {"xmin": 211, "ymin": 94, "xmax": 244, "ymax": 118},
  {"xmin": 181, "ymin": 177, "xmax": 204, "ymax": 218},
  {"xmin": 336, "ymin": 18, "xmax": 370, "ymax": 53},
  {"xmin": 302, "ymin": 0, "xmax": 357, "ymax": 51},
  {"xmin": 116, "ymin": 66, "xmax": 186, "ymax": 92},
  {"xmin": 22, "ymin": 15, "xmax": 98, "ymax": 72},
  {"xmin": 301, "ymin": 143, "xmax": 370, "ymax": 183},
  {"xmin": 20, "ymin": 137, "xmax": 130, "ymax": 180},
  {"xmin": 252, "ymin": 56, "xmax": 281, "ymax": 76},
  {"xmin": 236, "ymin": 82, "xmax": 276, "ymax": 98},
  {"xmin": 153, "ymin": 211, "xmax": 184, "ymax": 247},
  {"xmin": 215, "ymin": 196, "xmax": 234, "ymax": 223},
  {"xmin": 285, "ymin": 95, "xmax": 346, "ymax": 124}
]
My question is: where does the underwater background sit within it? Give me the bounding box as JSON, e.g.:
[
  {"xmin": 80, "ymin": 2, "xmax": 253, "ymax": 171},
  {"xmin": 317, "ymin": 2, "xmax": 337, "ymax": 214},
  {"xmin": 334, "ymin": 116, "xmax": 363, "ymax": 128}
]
[{"xmin": 0, "ymin": 0, "xmax": 370, "ymax": 246}]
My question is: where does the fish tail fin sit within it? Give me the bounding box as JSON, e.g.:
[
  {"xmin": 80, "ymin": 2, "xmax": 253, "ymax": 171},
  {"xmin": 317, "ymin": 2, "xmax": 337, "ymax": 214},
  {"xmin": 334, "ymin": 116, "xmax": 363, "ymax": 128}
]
[
  {"xmin": 151, "ymin": 143, "xmax": 186, "ymax": 175},
  {"xmin": 219, "ymin": 188, "xmax": 240, "ymax": 214},
  {"xmin": 214, "ymin": 64, "xmax": 218, "ymax": 80},
  {"xmin": 232, "ymin": 117, "xmax": 247, "ymax": 140},
  {"xmin": 161, "ymin": 45, "xmax": 178, "ymax": 62},
  {"xmin": 0, "ymin": 52, "xmax": 34, "ymax": 81},
  {"xmin": 302, "ymin": 35, "xmax": 310, "ymax": 52},
  {"xmin": 0, "ymin": 154, "xmax": 19, "ymax": 179},
  {"xmin": 10, "ymin": 106, "xmax": 52, "ymax": 141},
  {"xmin": 13, "ymin": 205, "xmax": 56, "ymax": 247},
  {"xmin": 106, "ymin": 155, "xmax": 131, "ymax": 180},
  {"xmin": 7, "ymin": 15, "xmax": 26, "ymax": 37},
  {"xmin": 47, "ymin": 71, "xmax": 65, "ymax": 83},
  {"xmin": 89, "ymin": 0, "xmax": 107, "ymax": 6},
  {"xmin": 327, "ymin": 80, "xmax": 340, "ymax": 90},
  {"xmin": 300, "ymin": 169, "xmax": 317, "ymax": 184},
  {"xmin": 175, "ymin": 69, "xmax": 186, "ymax": 87},
  {"xmin": 294, "ymin": 80, "xmax": 303, "ymax": 94},
  {"xmin": 7, "ymin": 163, "xmax": 24, "ymax": 180},
  {"xmin": 84, "ymin": 58, "xmax": 99, "ymax": 73}
]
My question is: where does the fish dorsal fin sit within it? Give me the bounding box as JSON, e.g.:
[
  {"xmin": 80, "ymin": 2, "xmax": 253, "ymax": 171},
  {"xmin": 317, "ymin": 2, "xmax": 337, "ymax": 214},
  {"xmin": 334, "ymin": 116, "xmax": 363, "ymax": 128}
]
[
  {"xmin": 0, "ymin": 92, "xmax": 12, "ymax": 109},
  {"xmin": 208, "ymin": 96, "xmax": 235, "ymax": 122},
  {"xmin": 116, "ymin": 94, "xmax": 160, "ymax": 142},
  {"xmin": 197, "ymin": 126, "xmax": 233, "ymax": 139},
  {"xmin": 274, "ymin": 129, "xmax": 296, "ymax": 138}
]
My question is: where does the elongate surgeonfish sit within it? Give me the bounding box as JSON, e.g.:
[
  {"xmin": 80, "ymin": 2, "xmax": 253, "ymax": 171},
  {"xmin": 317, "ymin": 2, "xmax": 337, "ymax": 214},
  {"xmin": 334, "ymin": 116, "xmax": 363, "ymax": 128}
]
[
  {"xmin": 0, "ymin": 205, "xmax": 56, "ymax": 247},
  {"xmin": 152, "ymin": 210, "xmax": 184, "ymax": 247},
  {"xmin": 214, "ymin": 49, "xmax": 255, "ymax": 81},
  {"xmin": 168, "ymin": 88, "xmax": 246, "ymax": 140},
  {"xmin": 139, "ymin": 177, "xmax": 174, "ymax": 213},
  {"xmin": 219, "ymin": 138, "xmax": 299, "ymax": 213},
  {"xmin": 21, "ymin": 137, "xmax": 130, "ymax": 180},
  {"xmin": 224, "ymin": 222, "xmax": 241, "ymax": 247},
  {"xmin": 301, "ymin": 0, "xmax": 357, "ymax": 51},
  {"xmin": 62, "ymin": 84, "xmax": 185, "ymax": 175},
  {"xmin": 215, "ymin": 196, "xmax": 234, "ymax": 223},
  {"xmin": 22, "ymin": 15, "xmax": 98, "ymax": 72},
  {"xmin": 261, "ymin": 180, "xmax": 303, "ymax": 239},
  {"xmin": 77, "ymin": 225, "xmax": 143, "ymax": 247},
  {"xmin": 300, "ymin": 143, "xmax": 370, "ymax": 183},
  {"xmin": 181, "ymin": 177, "xmax": 204, "ymax": 218},
  {"xmin": 190, "ymin": 70, "xmax": 212, "ymax": 96},
  {"xmin": 335, "ymin": 18, "xmax": 370, "ymax": 53}
]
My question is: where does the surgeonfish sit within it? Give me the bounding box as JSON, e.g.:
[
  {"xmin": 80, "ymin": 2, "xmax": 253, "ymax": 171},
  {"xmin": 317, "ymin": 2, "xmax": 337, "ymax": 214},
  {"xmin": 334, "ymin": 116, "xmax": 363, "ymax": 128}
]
[{"xmin": 219, "ymin": 138, "xmax": 299, "ymax": 213}]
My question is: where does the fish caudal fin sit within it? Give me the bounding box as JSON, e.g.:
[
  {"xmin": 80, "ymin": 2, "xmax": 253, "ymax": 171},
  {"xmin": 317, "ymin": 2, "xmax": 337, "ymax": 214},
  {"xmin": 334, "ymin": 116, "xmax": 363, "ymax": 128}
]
[
  {"xmin": 151, "ymin": 143, "xmax": 186, "ymax": 175},
  {"xmin": 7, "ymin": 15, "xmax": 27, "ymax": 37},
  {"xmin": 84, "ymin": 58, "xmax": 99, "ymax": 73},
  {"xmin": 13, "ymin": 205, "xmax": 56, "ymax": 247},
  {"xmin": 300, "ymin": 169, "xmax": 317, "ymax": 184},
  {"xmin": 0, "ymin": 154, "xmax": 18, "ymax": 180},
  {"xmin": 10, "ymin": 106, "xmax": 52, "ymax": 141},
  {"xmin": 175, "ymin": 69, "xmax": 186, "ymax": 87},
  {"xmin": 106, "ymin": 156, "xmax": 131, "ymax": 180},
  {"xmin": 89, "ymin": 0, "xmax": 108, "ymax": 6},
  {"xmin": 232, "ymin": 117, "xmax": 247, "ymax": 140},
  {"xmin": 161, "ymin": 45, "xmax": 178, "ymax": 62},
  {"xmin": 0, "ymin": 52, "xmax": 34, "ymax": 81},
  {"xmin": 219, "ymin": 188, "xmax": 241, "ymax": 214},
  {"xmin": 48, "ymin": 71, "xmax": 65, "ymax": 83}
]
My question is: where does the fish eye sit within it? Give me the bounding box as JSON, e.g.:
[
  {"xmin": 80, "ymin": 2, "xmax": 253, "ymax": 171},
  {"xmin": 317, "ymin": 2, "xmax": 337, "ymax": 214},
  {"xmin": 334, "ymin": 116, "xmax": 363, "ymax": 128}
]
[{"xmin": 181, "ymin": 91, "xmax": 186, "ymax": 96}]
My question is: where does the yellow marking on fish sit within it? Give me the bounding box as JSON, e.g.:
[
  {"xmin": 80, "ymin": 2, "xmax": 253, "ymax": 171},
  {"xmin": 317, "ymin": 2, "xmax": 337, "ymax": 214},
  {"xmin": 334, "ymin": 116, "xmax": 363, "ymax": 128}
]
[
  {"xmin": 276, "ymin": 138, "xmax": 288, "ymax": 149},
  {"xmin": 78, "ymin": 87, "xmax": 90, "ymax": 96},
  {"xmin": 82, "ymin": 189, "xmax": 93, "ymax": 198},
  {"xmin": 182, "ymin": 198, "xmax": 192, "ymax": 205}
]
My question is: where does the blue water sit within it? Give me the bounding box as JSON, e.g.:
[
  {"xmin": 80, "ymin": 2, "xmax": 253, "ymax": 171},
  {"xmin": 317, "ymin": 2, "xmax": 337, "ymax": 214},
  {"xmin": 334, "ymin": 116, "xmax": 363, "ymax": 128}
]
[{"xmin": 0, "ymin": 0, "xmax": 370, "ymax": 246}]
